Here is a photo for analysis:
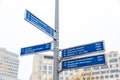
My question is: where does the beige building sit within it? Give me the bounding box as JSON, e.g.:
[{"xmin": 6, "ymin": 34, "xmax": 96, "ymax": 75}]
[
  {"xmin": 69, "ymin": 51, "xmax": 120, "ymax": 80},
  {"xmin": 30, "ymin": 51, "xmax": 120, "ymax": 80},
  {"xmin": 30, "ymin": 54, "xmax": 53, "ymax": 80},
  {"xmin": 29, "ymin": 53, "xmax": 83, "ymax": 80},
  {"xmin": 0, "ymin": 48, "xmax": 19, "ymax": 80}
]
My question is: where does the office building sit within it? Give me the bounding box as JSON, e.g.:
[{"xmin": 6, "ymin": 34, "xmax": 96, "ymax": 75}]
[
  {"xmin": 72, "ymin": 51, "xmax": 120, "ymax": 80},
  {"xmin": 30, "ymin": 51, "xmax": 120, "ymax": 80},
  {"xmin": 30, "ymin": 53, "xmax": 83, "ymax": 80},
  {"xmin": 0, "ymin": 48, "xmax": 19, "ymax": 80}
]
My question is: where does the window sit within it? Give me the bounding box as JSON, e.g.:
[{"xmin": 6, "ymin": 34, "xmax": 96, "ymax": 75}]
[
  {"xmin": 87, "ymin": 77, "xmax": 90, "ymax": 80},
  {"xmin": 93, "ymin": 71, "xmax": 100, "ymax": 75},
  {"xmin": 101, "ymin": 65, "xmax": 108, "ymax": 69},
  {"xmin": 43, "ymin": 71, "xmax": 47, "ymax": 74},
  {"xmin": 43, "ymin": 66, "xmax": 47, "ymax": 70},
  {"xmin": 48, "ymin": 71, "xmax": 52, "ymax": 74},
  {"xmin": 64, "ymin": 71, "xmax": 68, "ymax": 75},
  {"xmin": 109, "ymin": 54, "xmax": 112, "ymax": 57},
  {"xmin": 110, "ymin": 64, "xmax": 118, "ymax": 68},
  {"xmin": 49, "ymin": 66, "xmax": 52, "ymax": 70},
  {"xmin": 110, "ymin": 75, "xmax": 114, "ymax": 78},
  {"xmin": 96, "ymin": 76, "xmax": 99, "ymax": 80},
  {"xmin": 105, "ymin": 75, "xmax": 109, "ymax": 79},
  {"xmin": 84, "ymin": 67, "xmax": 90, "ymax": 71},
  {"xmin": 113, "ymin": 53, "xmax": 117, "ymax": 57},
  {"xmin": 115, "ymin": 74, "xmax": 119, "ymax": 78},
  {"xmin": 110, "ymin": 69, "xmax": 119, "ymax": 73},
  {"xmin": 93, "ymin": 66, "xmax": 99, "ymax": 70},
  {"xmin": 109, "ymin": 59, "xmax": 118, "ymax": 63},
  {"xmin": 101, "ymin": 71, "xmax": 107, "ymax": 74},
  {"xmin": 100, "ymin": 76, "xmax": 104, "ymax": 79}
]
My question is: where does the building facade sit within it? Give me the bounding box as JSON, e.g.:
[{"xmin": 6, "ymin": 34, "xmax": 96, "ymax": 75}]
[
  {"xmin": 30, "ymin": 53, "xmax": 83, "ymax": 80},
  {"xmin": 30, "ymin": 54, "xmax": 53, "ymax": 80},
  {"xmin": 82, "ymin": 51, "xmax": 120, "ymax": 80},
  {"xmin": 0, "ymin": 48, "xmax": 19, "ymax": 80},
  {"xmin": 30, "ymin": 51, "xmax": 120, "ymax": 80}
]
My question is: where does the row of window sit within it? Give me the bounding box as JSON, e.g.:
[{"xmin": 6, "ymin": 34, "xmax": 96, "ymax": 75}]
[
  {"xmin": 43, "ymin": 65, "xmax": 52, "ymax": 70},
  {"xmin": 0, "ymin": 73, "xmax": 17, "ymax": 78},
  {"xmin": 0, "ymin": 59, "xmax": 19, "ymax": 66},
  {"xmin": 59, "ymin": 77, "xmax": 69, "ymax": 80},
  {"xmin": 84, "ymin": 64, "xmax": 119, "ymax": 71},
  {"xmin": 2, "ymin": 56, "xmax": 19, "ymax": 63},
  {"xmin": 108, "ymin": 53, "xmax": 117, "ymax": 58},
  {"xmin": 84, "ymin": 69, "xmax": 120, "ymax": 75},
  {"xmin": 84, "ymin": 74, "xmax": 119, "ymax": 80}
]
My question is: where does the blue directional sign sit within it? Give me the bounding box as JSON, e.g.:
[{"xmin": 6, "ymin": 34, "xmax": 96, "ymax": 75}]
[
  {"xmin": 62, "ymin": 41, "xmax": 105, "ymax": 58},
  {"xmin": 62, "ymin": 54, "xmax": 106, "ymax": 70},
  {"xmin": 21, "ymin": 42, "xmax": 51, "ymax": 55},
  {"xmin": 25, "ymin": 10, "xmax": 54, "ymax": 38}
]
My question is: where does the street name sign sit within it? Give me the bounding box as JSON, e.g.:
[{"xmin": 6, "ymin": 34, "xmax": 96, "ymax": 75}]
[
  {"xmin": 21, "ymin": 42, "xmax": 51, "ymax": 55},
  {"xmin": 62, "ymin": 41, "xmax": 104, "ymax": 58},
  {"xmin": 25, "ymin": 10, "xmax": 54, "ymax": 38},
  {"xmin": 62, "ymin": 54, "xmax": 106, "ymax": 70}
]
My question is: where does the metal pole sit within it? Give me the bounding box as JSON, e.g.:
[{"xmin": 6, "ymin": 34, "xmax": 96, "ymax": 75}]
[{"xmin": 53, "ymin": 0, "xmax": 59, "ymax": 80}]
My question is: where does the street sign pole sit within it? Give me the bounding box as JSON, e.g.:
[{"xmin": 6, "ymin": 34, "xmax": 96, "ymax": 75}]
[{"xmin": 53, "ymin": 0, "xmax": 59, "ymax": 80}]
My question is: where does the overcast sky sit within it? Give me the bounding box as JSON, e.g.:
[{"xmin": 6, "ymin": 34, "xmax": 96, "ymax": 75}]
[{"xmin": 0, "ymin": 0, "xmax": 120, "ymax": 80}]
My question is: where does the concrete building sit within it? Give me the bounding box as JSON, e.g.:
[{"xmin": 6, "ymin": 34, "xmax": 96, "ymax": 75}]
[
  {"xmin": 0, "ymin": 48, "xmax": 19, "ymax": 80},
  {"xmin": 30, "ymin": 53, "xmax": 83, "ymax": 80},
  {"xmin": 30, "ymin": 51, "xmax": 120, "ymax": 80},
  {"xmin": 30, "ymin": 54, "xmax": 53, "ymax": 80},
  {"xmin": 70, "ymin": 51, "xmax": 120, "ymax": 80}
]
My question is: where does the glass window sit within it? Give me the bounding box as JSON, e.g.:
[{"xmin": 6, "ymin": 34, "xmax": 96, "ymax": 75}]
[
  {"xmin": 43, "ymin": 71, "xmax": 47, "ymax": 74},
  {"xmin": 110, "ymin": 64, "xmax": 118, "ymax": 68},
  {"xmin": 64, "ymin": 71, "xmax": 68, "ymax": 75},
  {"xmin": 109, "ymin": 59, "xmax": 118, "ymax": 63},
  {"xmin": 43, "ymin": 66, "xmax": 47, "ymax": 70},
  {"xmin": 110, "ymin": 69, "xmax": 119, "ymax": 73},
  {"xmin": 115, "ymin": 74, "xmax": 119, "ymax": 78},
  {"xmin": 109, "ymin": 54, "xmax": 112, "ymax": 57},
  {"xmin": 100, "ymin": 76, "xmax": 104, "ymax": 79},
  {"xmin": 48, "ymin": 71, "xmax": 52, "ymax": 74},
  {"xmin": 110, "ymin": 75, "xmax": 114, "ymax": 78},
  {"xmin": 87, "ymin": 77, "xmax": 90, "ymax": 80},
  {"xmin": 49, "ymin": 66, "xmax": 52, "ymax": 70},
  {"xmin": 101, "ymin": 65, "xmax": 108, "ymax": 69},
  {"xmin": 84, "ymin": 67, "xmax": 90, "ymax": 71},
  {"xmin": 101, "ymin": 71, "xmax": 107, "ymax": 74},
  {"xmin": 105, "ymin": 75, "xmax": 109, "ymax": 79},
  {"xmin": 93, "ymin": 71, "xmax": 100, "ymax": 75},
  {"xmin": 93, "ymin": 66, "xmax": 99, "ymax": 70},
  {"xmin": 113, "ymin": 53, "xmax": 117, "ymax": 57}
]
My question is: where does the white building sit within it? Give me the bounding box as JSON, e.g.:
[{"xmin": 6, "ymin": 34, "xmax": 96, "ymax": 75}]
[{"xmin": 0, "ymin": 48, "xmax": 19, "ymax": 80}]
